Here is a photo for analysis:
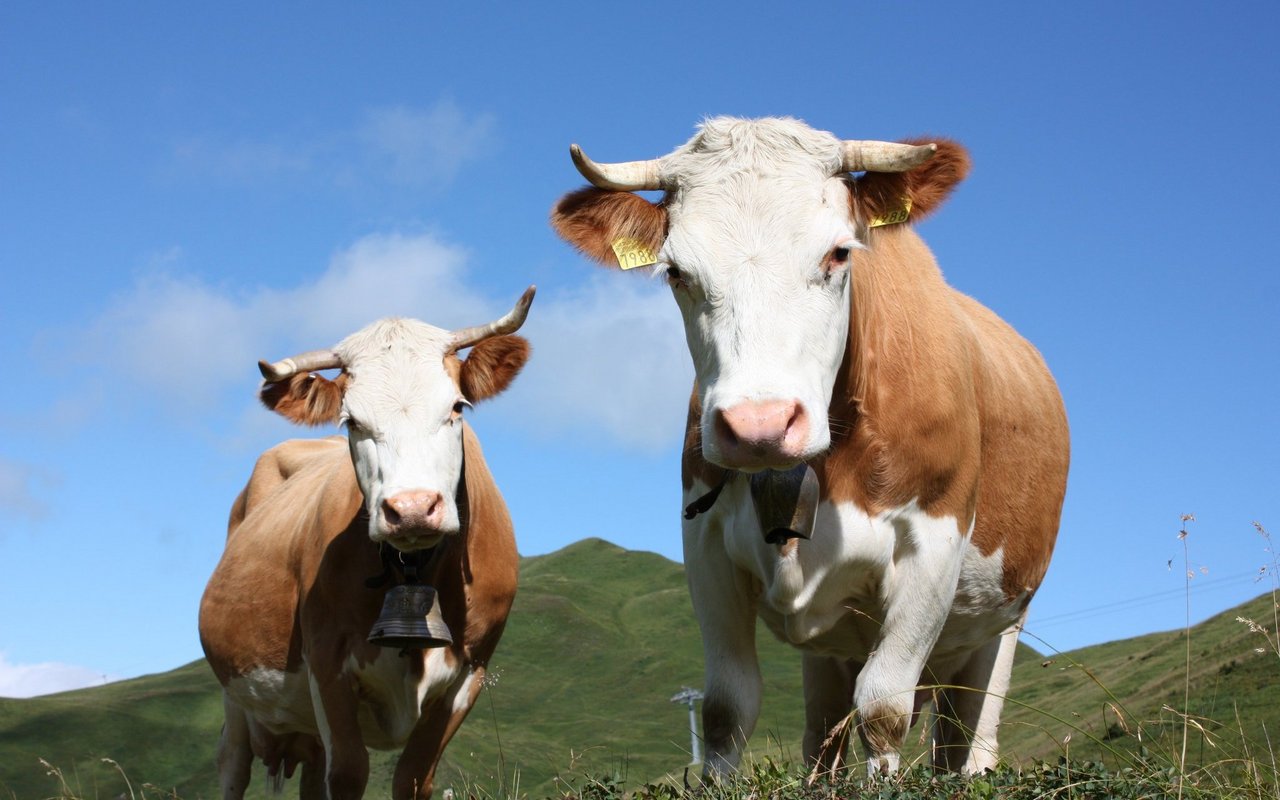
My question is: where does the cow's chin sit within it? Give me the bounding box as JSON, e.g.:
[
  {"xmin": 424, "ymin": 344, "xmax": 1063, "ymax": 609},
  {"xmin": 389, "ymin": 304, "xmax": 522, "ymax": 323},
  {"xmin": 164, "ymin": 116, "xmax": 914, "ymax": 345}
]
[{"xmin": 369, "ymin": 526, "xmax": 455, "ymax": 553}]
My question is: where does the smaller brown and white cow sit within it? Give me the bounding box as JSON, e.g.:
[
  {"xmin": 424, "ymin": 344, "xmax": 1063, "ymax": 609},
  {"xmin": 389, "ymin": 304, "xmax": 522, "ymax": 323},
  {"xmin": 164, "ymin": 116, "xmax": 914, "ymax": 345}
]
[{"xmin": 199, "ymin": 288, "xmax": 533, "ymax": 800}]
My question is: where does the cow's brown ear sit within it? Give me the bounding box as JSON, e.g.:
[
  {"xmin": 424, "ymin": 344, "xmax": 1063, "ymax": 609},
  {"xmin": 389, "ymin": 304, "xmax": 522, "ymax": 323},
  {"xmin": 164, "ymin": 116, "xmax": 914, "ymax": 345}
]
[
  {"xmin": 260, "ymin": 372, "xmax": 348, "ymax": 426},
  {"xmin": 550, "ymin": 187, "xmax": 668, "ymax": 269},
  {"xmin": 460, "ymin": 335, "xmax": 529, "ymax": 404},
  {"xmin": 849, "ymin": 138, "xmax": 970, "ymax": 225}
]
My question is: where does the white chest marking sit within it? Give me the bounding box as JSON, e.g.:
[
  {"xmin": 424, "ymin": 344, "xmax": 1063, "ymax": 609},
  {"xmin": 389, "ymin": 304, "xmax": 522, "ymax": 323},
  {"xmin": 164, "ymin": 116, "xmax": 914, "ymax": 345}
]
[
  {"xmin": 706, "ymin": 483, "xmax": 1017, "ymax": 662},
  {"xmin": 345, "ymin": 647, "xmax": 462, "ymax": 749}
]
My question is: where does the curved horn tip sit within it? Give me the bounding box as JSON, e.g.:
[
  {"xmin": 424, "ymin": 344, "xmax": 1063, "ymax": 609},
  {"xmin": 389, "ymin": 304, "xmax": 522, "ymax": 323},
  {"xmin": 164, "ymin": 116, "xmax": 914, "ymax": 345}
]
[
  {"xmin": 507, "ymin": 284, "xmax": 537, "ymax": 328},
  {"xmin": 258, "ymin": 359, "xmax": 287, "ymax": 382}
]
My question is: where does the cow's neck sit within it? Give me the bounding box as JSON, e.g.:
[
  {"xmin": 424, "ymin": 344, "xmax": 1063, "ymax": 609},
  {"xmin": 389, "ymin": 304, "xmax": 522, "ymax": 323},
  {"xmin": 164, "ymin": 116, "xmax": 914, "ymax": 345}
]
[{"xmin": 825, "ymin": 224, "xmax": 979, "ymax": 522}]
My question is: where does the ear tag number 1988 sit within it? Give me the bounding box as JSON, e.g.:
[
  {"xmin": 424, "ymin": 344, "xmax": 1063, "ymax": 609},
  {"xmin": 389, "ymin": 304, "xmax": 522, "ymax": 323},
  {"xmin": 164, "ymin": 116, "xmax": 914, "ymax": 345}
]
[
  {"xmin": 611, "ymin": 237, "xmax": 659, "ymax": 270},
  {"xmin": 868, "ymin": 198, "xmax": 913, "ymax": 229}
]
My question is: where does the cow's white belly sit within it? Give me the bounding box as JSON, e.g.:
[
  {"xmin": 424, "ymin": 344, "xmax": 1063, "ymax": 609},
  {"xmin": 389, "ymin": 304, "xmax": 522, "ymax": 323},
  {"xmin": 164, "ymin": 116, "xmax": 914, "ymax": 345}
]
[
  {"xmin": 224, "ymin": 648, "xmax": 463, "ymax": 750},
  {"xmin": 225, "ymin": 666, "xmax": 317, "ymax": 733},
  {"xmin": 720, "ymin": 490, "xmax": 1024, "ymax": 664}
]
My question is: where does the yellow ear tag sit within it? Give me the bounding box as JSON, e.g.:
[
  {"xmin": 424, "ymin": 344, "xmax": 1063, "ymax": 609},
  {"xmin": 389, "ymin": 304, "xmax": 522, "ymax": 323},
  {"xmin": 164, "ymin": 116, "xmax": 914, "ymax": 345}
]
[
  {"xmin": 868, "ymin": 198, "xmax": 913, "ymax": 228},
  {"xmin": 611, "ymin": 237, "xmax": 659, "ymax": 271}
]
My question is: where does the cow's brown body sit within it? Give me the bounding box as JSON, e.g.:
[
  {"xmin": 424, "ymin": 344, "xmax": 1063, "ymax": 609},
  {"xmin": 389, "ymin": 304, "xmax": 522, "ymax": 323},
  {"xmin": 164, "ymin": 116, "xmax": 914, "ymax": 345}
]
[{"xmin": 200, "ymin": 430, "xmax": 515, "ymax": 799}]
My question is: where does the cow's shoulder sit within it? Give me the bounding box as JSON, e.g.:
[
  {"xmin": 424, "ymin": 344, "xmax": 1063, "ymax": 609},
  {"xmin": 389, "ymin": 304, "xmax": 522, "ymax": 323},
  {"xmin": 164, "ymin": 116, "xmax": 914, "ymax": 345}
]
[{"xmin": 236, "ymin": 437, "xmax": 347, "ymax": 521}]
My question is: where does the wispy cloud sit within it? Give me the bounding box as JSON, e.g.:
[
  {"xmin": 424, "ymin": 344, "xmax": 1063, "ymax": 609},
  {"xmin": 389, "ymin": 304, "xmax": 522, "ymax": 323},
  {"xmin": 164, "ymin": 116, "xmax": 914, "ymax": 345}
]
[
  {"xmin": 171, "ymin": 138, "xmax": 314, "ymax": 181},
  {"xmin": 78, "ymin": 232, "xmax": 489, "ymax": 411},
  {"xmin": 170, "ymin": 97, "xmax": 494, "ymax": 188},
  {"xmin": 0, "ymin": 652, "xmax": 116, "ymax": 698},
  {"xmin": 359, "ymin": 101, "xmax": 496, "ymax": 185},
  {"xmin": 68, "ymin": 234, "xmax": 690, "ymax": 451},
  {"xmin": 507, "ymin": 275, "xmax": 691, "ymax": 452},
  {"xmin": 0, "ymin": 458, "xmax": 55, "ymax": 520}
]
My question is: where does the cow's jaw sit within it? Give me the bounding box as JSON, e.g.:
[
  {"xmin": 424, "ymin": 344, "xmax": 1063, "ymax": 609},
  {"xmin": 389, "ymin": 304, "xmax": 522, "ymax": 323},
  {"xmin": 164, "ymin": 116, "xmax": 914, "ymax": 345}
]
[{"xmin": 663, "ymin": 176, "xmax": 856, "ymax": 472}]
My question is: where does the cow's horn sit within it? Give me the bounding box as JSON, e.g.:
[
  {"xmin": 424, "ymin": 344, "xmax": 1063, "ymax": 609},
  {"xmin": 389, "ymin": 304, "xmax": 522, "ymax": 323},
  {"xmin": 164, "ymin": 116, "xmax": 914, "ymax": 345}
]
[
  {"xmin": 840, "ymin": 141, "xmax": 937, "ymax": 173},
  {"xmin": 570, "ymin": 144, "xmax": 664, "ymax": 191},
  {"xmin": 258, "ymin": 350, "xmax": 343, "ymax": 383},
  {"xmin": 449, "ymin": 285, "xmax": 537, "ymax": 352}
]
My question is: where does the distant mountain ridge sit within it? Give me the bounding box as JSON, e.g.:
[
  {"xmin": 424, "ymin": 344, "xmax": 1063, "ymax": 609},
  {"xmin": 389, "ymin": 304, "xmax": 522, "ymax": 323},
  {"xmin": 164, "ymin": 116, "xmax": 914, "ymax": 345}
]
[{"xmin": 1, "ymin": 538, "xmax": 1274, "ymax": 798}]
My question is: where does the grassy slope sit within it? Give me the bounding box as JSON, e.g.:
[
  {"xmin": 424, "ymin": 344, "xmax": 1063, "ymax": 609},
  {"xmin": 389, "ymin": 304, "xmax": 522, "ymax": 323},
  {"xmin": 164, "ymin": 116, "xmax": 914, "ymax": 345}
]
[
  {"xmin": 998, "ymin": 591, "xmax": 1279, "ymax": 770},
  {"xmin": 421, "ymin": 538, "xmax": 807, "ymax": 798},
  {"xmin": 1, "ymin": 539, "xmax": 1274, "ymax": 798}
]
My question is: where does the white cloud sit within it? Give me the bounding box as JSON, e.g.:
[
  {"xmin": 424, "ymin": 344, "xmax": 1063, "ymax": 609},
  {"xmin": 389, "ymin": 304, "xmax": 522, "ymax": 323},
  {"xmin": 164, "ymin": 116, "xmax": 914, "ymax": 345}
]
[
  {"xmin": 73, "ymin": 233, "xmax": 692, "ymax": 452},
  {"xmin": 170, "ymin": 98, "xmax": 493, "ymax": 188},
  {"xmin": 0, "ymin": 652, "xmax": 115, "ymax": 698},
  {"xmin": 500, "ymin": 274, "xmax": 693, "ymax": 452},
  {"xmin": 80, "ymin": 232, "xmax": 490, "ymax": 410}
]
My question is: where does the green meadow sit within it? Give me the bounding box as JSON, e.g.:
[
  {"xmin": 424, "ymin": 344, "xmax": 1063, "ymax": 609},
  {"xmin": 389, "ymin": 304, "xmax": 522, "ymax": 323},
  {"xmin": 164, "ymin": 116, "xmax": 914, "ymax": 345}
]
[{"xmin": 3, "ymin": 538, "xmax": 1276, "ymax": 799}]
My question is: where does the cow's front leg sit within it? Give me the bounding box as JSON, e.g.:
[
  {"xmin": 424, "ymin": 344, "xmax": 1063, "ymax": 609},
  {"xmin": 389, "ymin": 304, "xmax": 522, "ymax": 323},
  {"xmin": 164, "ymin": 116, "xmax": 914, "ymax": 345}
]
[
  {"xmin": 307, "ymin": 669, "xmax": 369, "ymax": 800},
  {"xmin": 393, "ymin": 665, "xmax": 486, "ymax": 800},
  {"xmin": 685, "ymin": 517, "xmax": 761, "ymax": 777},
  {"xmin": 854, "ymin": 509, "xmax": 967, "ymax": 774}
]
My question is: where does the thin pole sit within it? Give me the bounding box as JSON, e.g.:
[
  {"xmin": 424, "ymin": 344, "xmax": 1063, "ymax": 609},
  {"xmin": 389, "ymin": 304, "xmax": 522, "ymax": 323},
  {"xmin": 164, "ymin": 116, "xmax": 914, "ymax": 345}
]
[
  {"xmin": 670, "ymin": 687, "xmax": 704, "ymax": 766},
  {"xmin": 688, "ymin": 698, "xmax": 702, "ymax": 764}
]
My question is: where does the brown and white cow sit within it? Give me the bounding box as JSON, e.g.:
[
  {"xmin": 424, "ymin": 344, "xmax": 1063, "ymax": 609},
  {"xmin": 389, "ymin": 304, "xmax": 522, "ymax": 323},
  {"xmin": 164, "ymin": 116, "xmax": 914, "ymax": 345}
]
[
  {"xmin": 199, "ymin": 288, "xmax": 534, "ymax": 800},
  {"xmin": 551, "ymin": 118, "xmax": 1068, "ymax": 775}
]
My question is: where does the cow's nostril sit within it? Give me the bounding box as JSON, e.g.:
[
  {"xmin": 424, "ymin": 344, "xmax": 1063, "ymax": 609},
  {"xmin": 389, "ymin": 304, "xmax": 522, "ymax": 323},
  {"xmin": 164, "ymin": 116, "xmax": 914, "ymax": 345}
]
[
  {"xmin": 381, "ymin": 499, "xmax": 402, "ymax": 526},
  {"xmin": 714, "ymin": 410, "xmax": 739, "ymax": 447}
]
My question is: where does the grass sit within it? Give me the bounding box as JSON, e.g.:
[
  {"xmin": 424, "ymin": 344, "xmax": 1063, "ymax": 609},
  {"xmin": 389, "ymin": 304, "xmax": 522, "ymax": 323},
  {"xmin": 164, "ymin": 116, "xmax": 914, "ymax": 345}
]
[{"xmin": 4, "ymin": 527, "xmax": 1278, "ymax": 799}]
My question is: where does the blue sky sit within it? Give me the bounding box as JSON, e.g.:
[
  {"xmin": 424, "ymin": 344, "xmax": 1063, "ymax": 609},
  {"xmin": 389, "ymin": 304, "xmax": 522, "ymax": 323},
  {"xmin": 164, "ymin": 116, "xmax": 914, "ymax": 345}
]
[{"xmin": 1, "ymin": 2, "xmax": 1277, "ymax": 697}]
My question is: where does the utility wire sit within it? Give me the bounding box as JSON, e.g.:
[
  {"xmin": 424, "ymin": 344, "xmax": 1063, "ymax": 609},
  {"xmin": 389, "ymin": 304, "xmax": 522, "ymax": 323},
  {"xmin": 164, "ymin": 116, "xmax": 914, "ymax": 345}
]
[{"xmin": 1027, "ymin": 569, "xmax": 1268, "ymax": 629}]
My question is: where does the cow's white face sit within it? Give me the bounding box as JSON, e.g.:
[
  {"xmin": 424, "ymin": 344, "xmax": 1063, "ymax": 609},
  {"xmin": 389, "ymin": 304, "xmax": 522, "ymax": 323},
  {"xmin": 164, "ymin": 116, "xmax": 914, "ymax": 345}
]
[
  {"xmin": 260, "ymin": 312, "xmax": 530, "ymax": 552},
  {"xmin": 658, "ymin": 124, "xmax": 858, "ymax": 469},
  {"xmin": 554, "ymin": 118, "xmax": 952, "ymax": 472},
  {"xmin": 336, "ymin": 320, "xmax": 467, "ymax": 549}
]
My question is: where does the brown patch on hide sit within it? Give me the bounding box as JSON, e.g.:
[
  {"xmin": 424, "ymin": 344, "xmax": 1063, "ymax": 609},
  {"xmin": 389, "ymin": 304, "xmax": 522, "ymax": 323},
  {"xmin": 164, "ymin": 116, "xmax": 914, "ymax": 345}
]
[
  {"xmin": 857, "ymin": 700, "xmax": 910, "ymax": 764},
  {"xmin": 820, "ymin": 223, "xmax": 1068, "ymax": 599},
  {"xmin": 681, "ymin": 387, "xmax": 728, "ymax": 492}
]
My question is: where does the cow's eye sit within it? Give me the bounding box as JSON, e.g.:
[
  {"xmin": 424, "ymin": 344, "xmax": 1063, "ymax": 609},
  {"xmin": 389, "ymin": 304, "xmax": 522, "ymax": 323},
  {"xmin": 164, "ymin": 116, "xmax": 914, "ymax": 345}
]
[
  {"xmin": 666, "ymin": 265, "xmax": 686, "ymax": 286},
  {"xmin": 832, "ymin": 246, "xmax": 852, "ymax": 264},
  {"xmin": 452, "ymin": 399, "xmax": 472, "ymax": 417}
]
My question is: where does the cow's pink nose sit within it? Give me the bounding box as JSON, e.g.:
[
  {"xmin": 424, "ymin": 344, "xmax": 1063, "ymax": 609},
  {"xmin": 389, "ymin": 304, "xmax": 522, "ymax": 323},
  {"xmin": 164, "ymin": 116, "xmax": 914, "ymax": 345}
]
[
  {"xmin": 381, "ymin": 490, "xmax": 445, "ymax": 534},
  {"xmin": 713, "ymin": 399, "xmax": 810, "ymax": 469}
]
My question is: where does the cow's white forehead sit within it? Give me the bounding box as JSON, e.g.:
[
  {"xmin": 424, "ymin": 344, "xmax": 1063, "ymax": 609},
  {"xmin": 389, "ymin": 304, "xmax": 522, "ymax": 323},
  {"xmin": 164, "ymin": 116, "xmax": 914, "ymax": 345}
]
[
  {"xmin": 335, "ymin": 317, "xmax": 452, "ymax": 365},
  {"xmin": 334, "ymin": 318, "xmax": 455, "ymax": 425},
  {"xmin": 661, "ymin": 117, "xmax": 843, "ymax": 185},
  {"xmin": 659, "ymin": 117, "xmax": 856, "ymax": 272}
]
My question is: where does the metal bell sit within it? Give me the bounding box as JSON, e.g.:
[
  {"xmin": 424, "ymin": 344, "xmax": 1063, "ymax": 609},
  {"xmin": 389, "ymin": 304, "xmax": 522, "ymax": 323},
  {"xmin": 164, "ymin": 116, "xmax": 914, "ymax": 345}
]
[
  {"xmin": 749, "ymin": 464, "xmax": 820, "ymax": 545},
  {"xmin": 368, "ymin": 583, "xmax": 453, "ymax": 649}
]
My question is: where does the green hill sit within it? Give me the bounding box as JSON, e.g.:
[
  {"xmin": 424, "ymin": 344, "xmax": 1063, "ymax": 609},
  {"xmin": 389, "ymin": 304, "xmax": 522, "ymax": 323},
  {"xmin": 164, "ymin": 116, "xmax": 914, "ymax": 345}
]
[
  {"xmin": 999, "ymin": 591, "xmax": 1280, "ymax": 769},
  {"xmin": 1, "ymin": 538, "xmax": 1275, "ymax": 798}
]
